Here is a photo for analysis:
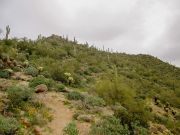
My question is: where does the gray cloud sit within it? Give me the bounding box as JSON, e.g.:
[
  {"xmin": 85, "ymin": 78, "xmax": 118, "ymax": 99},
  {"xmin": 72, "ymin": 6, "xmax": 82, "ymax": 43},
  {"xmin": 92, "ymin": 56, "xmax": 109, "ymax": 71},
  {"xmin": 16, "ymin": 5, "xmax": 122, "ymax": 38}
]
[{"xmin": 0, "ymin": 0, "xmax": 180, "ymax": 66}]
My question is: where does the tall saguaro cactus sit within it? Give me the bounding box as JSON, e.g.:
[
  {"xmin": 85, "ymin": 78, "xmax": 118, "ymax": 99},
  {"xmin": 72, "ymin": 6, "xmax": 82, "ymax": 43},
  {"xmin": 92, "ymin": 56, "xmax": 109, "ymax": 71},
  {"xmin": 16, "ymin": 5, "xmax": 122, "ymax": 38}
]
[
  {"xmin": 5, "ymin": 25, "xmax": 10, "ymax": 40},
  {"xmin": 0, "ymin": 29, "xmax": 2, "ymax": 35}
]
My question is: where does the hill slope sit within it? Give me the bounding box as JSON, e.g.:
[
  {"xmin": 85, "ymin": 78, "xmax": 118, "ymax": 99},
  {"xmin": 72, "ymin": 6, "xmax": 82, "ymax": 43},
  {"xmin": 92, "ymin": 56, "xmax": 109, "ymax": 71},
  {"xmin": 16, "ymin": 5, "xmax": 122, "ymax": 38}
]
[{"xmin": 0, "ymin": 35, "xmax": 180, "ymax": 134}]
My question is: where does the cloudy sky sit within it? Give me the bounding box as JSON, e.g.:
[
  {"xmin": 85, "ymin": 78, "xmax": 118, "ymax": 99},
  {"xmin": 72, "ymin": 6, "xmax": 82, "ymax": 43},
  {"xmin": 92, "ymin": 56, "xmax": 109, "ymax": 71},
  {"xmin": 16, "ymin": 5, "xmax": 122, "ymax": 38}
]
[{"xmin": 0, "ymin": 0, "xmax": 180, "ymax": 66}]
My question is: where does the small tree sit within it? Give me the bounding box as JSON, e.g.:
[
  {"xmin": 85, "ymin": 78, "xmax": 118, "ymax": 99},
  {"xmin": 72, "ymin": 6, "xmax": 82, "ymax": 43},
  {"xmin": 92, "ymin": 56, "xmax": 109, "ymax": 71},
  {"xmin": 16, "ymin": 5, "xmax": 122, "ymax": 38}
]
[{"xmin": 5, "ymin": 25, "xmax": 10, "ymax": 40}]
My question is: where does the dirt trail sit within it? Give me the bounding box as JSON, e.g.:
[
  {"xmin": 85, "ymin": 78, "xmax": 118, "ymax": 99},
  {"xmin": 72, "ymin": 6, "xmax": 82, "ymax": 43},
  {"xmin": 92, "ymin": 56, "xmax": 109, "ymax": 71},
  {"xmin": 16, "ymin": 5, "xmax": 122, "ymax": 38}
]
[
  {"xmin": 38, "ymin": 92, "xmax": 74, "ymax": 135},
  {"xmin": 38, "ymin": 92, "xmax": 91, "ymax": 135}
]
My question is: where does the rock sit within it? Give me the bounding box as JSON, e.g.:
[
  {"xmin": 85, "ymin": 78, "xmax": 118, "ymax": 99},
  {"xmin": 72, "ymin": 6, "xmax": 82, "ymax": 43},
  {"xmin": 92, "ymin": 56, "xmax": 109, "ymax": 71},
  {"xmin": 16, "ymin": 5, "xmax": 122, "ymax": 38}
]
[
  {"xmin": 20, "ymin": 111, "xmax": 25, "ymax": 116},
  {"xmin": 20, "ymin": 117, "xmax": 30, "ymax": 127},
  {"xmin": 35, "ymin": 84, "xmax": 48, "ymax": 93},
  {"xmin": 33, "ymin": 126, "xmax": 41, "ymax": 135},
  {"xmin": 61, "ymin": 87, "xmax": 72, "ymax": 93},
  {"xmin": 4, "ymin": 69, "xmax": 13, "ymax": 74},
  {"xmin": 17, "ymin": 64, "xmax": 24, "ymax": 68},
  {"xmin": 11, "ymin": 72, "xmax": 32, "ymax": 81},
  {"xmin": 12, "ymin": 60, "xmax": 17, "ymax": 66},
  {"xmin": 77, "ymin": 114, "xmax": 94, "ymax": 122}
]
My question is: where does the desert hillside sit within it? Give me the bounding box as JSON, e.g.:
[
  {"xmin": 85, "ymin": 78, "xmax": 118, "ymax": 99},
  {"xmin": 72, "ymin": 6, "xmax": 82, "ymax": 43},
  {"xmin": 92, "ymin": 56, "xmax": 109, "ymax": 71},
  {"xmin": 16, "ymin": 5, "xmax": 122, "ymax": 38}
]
[{"xmin": 0, "ymin": 35, "xmax": 180, "ymax": 135}]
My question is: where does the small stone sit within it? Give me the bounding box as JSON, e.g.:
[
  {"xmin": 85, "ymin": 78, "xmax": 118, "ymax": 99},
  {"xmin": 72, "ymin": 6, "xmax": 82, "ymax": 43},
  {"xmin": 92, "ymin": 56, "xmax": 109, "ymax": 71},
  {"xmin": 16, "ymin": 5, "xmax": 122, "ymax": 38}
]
[{"xmin": 20, "ymin": 117, "xmax": 30, "ymax": 127}]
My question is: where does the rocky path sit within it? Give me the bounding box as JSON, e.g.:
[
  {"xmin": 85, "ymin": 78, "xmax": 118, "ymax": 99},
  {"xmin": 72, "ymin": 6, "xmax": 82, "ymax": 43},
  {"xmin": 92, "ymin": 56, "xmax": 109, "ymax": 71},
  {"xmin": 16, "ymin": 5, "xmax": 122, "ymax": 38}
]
[
  {"xmin": 38, "ymin": 92, "xmax": 74, "ymax": 135},
  {"xmin": 38, "ymin": 92, "xmax": 90, "ymax": 135}
]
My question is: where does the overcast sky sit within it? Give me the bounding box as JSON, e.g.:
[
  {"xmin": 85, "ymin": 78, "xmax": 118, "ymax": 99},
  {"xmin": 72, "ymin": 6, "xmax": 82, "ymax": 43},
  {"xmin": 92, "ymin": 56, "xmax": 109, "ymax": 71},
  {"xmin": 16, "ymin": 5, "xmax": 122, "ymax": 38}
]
[{"xmin": 0, "ymin": 0, "xmax": 180, "ymax": 67}]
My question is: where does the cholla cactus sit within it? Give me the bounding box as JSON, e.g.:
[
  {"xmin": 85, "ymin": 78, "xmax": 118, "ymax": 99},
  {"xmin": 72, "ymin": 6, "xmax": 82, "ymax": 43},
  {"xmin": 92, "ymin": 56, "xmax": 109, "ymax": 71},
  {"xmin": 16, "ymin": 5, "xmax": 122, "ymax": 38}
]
[
  {"xmin": 37, "ymin": 66, "xmax": 44, "ymax": 74},
  {"xmin": 73, "ymin": 37, "xmax": 77, "ymax": 44},
  {"xmin": 23, "ymin": 60, "xmax": 29, "ymax": 67},
  {"xmin": 64, "ymin": 72, "xmax": 74, "ymax": 85},
  {"xmin": 38, "ymin": 67, "xmax": 43, "ymax": 72},
  {"xmin": 68, "ymin": 76, "xmax": 74, "ymax": 83},
  {"xmin": 64, "ymin": 72, "xmax": 71, "ymax": 77}
]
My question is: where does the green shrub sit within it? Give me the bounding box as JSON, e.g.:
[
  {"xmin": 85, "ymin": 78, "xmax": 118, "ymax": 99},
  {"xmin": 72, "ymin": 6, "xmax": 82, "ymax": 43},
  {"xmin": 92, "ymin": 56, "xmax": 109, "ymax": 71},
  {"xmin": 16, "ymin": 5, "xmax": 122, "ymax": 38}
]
[
  {"xmin": 154, "ymin": 115, "xmax": 168, "ymax": 125},
  {"xmin": 67, "ymin": 91, "xmax": 84, "ymax": 101},
  {"xmin": 0, "ymin": 115, "xmax": 19, "ymax": 135},
  {"xmin": 131, "ymin": 121, "xmax": 149, "ymax": 135},
  {"xmin": 63, "ymin": 121, "xmax": 79, "ymax": 135},
  {"xmin": 41, "ymin": 71, "xmax": 51, "ymax": 78},
  {"xmin": 90, "ymin": 116, "xmax": 130, "ymax": 135},
  {"xmin": 29, "ymin": 75, "xmax": 55, "ymax": 89},
  {"xmin": 94, "ymin": 76, "xmax": 136, "ymax": 105},
  {"xmin": 0, "ymin": 70, "xmax": 9, "ymax": 78},
  {"xmin": 12, "ymin": 67, "xmax": 22, "ymax": 72},
  {"xmin": 24, "ymin": 66, "xmax": 38, "ymax": 77},
  {"xmin": 7, "ymin": 86, "xmax": 33, "ymax": 108},
  {"xmin": 50, "ymin": 66, "xmax": 66, "ymax": 82},
  {"xmin": 114, "ymin": 102, "xmax": 151, "ymax": 127},
  {"xmin": 55, "ymin": 83, "xmax": 65, "ymax": 92},
  {"xmin": 28, "ymin": 114, "xmax": 47, "ymax": 126},
  {"xmin": 84, "ymin": 95, "xmax": 106, "ymax": 107}
]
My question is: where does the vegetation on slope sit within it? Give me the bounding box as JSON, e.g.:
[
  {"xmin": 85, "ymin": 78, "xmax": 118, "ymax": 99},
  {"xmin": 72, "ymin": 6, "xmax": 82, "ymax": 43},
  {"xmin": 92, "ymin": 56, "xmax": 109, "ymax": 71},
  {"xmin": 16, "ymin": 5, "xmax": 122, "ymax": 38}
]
[{"xmin": 0, "ymin": 31, "xmax": 180, "ymax": 134}]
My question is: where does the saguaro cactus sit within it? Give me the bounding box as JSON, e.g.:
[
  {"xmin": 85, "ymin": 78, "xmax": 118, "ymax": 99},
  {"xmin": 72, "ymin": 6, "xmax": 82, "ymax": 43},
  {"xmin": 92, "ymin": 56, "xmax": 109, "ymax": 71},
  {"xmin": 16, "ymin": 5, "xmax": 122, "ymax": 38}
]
[
  {"xmin": 73, "ymin": 37, "xmax": 77, "ymax": 44},
  {"xmin": 5, "ymin": 25, "xmax": 10, "ymax": 40},
  {"xmin": 0, "ymin": 29, "xmax": 2, "ymax": 35}
]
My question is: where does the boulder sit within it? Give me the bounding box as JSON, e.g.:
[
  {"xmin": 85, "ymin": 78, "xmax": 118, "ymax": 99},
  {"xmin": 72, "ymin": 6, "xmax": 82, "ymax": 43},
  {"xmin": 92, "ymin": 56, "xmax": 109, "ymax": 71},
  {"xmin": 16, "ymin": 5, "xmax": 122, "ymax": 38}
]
[
  {"xmin": 33, "ymin": 126, "xmax": 41, "ymax": 135},
  {"xmin": 77, "ymin": 114, "xmax": 94, "ymax": 122},
  {"xmin": 35, "ymin": 84, "xmax": 48, "ymax": 93}
]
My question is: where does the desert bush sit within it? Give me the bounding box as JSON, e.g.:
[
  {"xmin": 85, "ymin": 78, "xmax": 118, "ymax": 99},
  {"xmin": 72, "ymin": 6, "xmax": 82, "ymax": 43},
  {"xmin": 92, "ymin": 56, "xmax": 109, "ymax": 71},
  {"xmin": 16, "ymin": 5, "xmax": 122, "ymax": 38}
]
[
  {"xmin": 154, "ymin": 114, "xmax": 175, "ymax": 130},
  {"xmin": 16, "ymin": 53, "xmax": 27, "ymax": 61},
  {"xmin": 55, "ymin": 83, "xmax": 65, "ymax": 92},
  {"xmin": 50, "ymin": 66, "xmax": 66, "ymax": 82},
  {"xmin": 28, "ymin": 113, "xmax": 47, "ymax": 126},
  {"xmin": 154, "ymin": 115, "xmax": 168, "ymax": 125},
  {"xmin": 29, "ymin": 75, "xmax": 55, "ymax": 89},
  {"xmin": 63, "ymin": 121, "xmax": 79, "ymax": 135},
  {"xmin": 0, "ymin": 70, "xmax": 9, "ymax": 78},
  {"xmin": 114, "ymin": 102, "xmax": 151, "ymax": 128},
  {"xmin": 0, "ymin": 115, "xmax": 19, "ymax": 135},
  {"xmin": 24, "ymin": 66, "xmax": 38, "ymax": 77},
  {"xmin": 67, "ymin": 91, "xmax": 84, "ymax": 101},
  {"xmin": 12, "ymin": 66, "xmax": 22, "ymax": 72},
  {"xmin": 41, "ymin": 71, "xmax": 51, "ymax": 78},
  {"xmin": 84, "ymin": 95, "xmax": 106, "ymax": 107},
  {"xmin": 90, "ymin": 116, "xmax": 130, "ymax": 135},
  {"xmin": 7, "ymin": 86, "xmax": 33, "ymax": 109},
  {"xmin": 94, "ymin": 76, "xmax": 136, "ymax": 105},
  {"xmin": 0, "ymin": 93, "xmax": 9, "ymax": 113},
  {"xmin": 131, "ymin": 121, "xmax": 149, "ymax": 135},
  {"xmin": 88, "ymin": 66, "xmax": 101, "ymax": 73}
]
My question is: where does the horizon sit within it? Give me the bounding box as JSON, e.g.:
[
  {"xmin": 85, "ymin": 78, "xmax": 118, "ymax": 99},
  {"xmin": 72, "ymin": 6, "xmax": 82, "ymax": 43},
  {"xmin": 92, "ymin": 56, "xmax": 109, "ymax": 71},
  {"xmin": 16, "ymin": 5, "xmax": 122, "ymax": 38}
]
[{"xmin": 0, "ymin": 32, "xmax": 179, "ymax": 68}]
